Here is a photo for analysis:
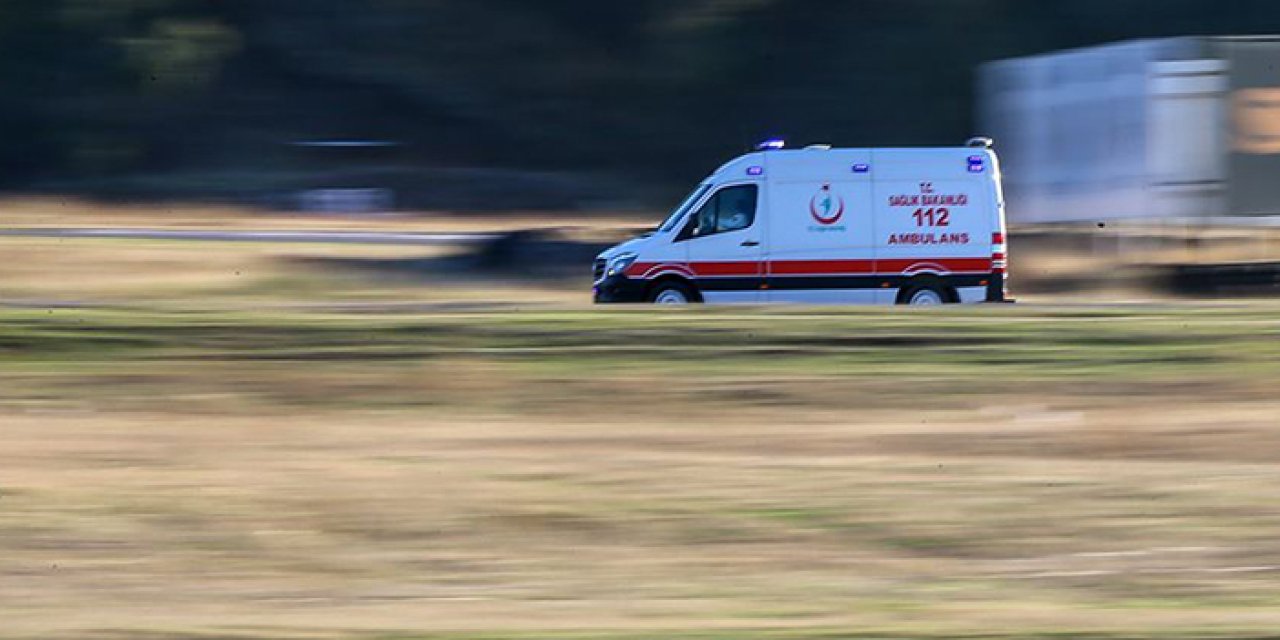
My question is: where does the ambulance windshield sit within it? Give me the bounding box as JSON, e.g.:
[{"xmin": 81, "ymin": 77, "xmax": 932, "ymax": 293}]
[{"xmin": 658, "ymin": 184, "xmax": 711, "ymax": 233}]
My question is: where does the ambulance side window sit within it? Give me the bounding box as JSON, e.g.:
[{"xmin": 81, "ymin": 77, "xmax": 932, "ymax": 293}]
[{"xmin": 679, "ymin": 185, "xmax": 757, "ymax": 241}]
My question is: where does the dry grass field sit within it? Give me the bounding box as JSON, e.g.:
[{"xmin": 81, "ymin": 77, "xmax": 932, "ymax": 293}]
[
  {"xmin": 0, "ymin": 197, "xmax": 649, "ymax": 234},
  {"xmin": 2, "ymin": 224, "xmax": 1280, "ymax": 639}
]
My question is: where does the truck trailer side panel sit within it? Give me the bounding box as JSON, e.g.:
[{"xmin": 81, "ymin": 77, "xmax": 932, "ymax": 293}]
[{"xmin": 979, "ymin": 36, "xmax": 1280, "ymax": 224}]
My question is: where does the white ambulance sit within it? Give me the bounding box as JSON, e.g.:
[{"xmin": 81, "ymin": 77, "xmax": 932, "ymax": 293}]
[{"xmin": 593, "ymin": 139, "xmax": 1010, "ymax": 305}]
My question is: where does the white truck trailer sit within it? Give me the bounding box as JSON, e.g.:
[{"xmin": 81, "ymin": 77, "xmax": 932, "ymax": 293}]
[{"xmin": 979, "ymin": 36, "xmax": 1280, "ymax": 225}]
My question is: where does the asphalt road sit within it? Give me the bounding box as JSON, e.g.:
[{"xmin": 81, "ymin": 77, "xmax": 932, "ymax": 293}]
[{"xmin": 0, "ymin": 228, "xmax": 499, "ymax": 245}]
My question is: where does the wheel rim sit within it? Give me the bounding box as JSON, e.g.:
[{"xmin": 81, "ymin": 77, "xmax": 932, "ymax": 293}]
[
  {"xmin": 655, "ymin": 288, "xmax": 689, "ymax": 304},
  {"xmin": 909, "ymin": 289, "xmax": 944, "ymax": 305}
]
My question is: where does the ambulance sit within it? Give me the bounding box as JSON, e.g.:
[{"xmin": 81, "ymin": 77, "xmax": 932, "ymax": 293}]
[{"xmin": 593, "ymin": 139, "xmax": 1010, "ymax": 305}]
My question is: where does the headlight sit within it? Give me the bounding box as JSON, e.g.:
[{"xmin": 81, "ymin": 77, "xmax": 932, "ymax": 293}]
[{"xmin": 606, "ymin": 252, "xmax": 638, "ymax": 277}]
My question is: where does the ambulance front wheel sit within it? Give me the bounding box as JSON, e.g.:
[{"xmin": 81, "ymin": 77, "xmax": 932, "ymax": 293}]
[{"xmin": 648, "ymin": 280, "xmax": 700, "ymax": 305}]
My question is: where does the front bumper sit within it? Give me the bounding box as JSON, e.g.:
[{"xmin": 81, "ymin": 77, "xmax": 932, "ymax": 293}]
[{"xmin": 593, "ymin": 274, "xmax": 648, "ymax": 304}]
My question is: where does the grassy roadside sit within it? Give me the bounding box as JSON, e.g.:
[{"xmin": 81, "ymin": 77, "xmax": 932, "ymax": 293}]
[
  {"xmin": 2, "ymin": 305, "xmax": 1280, "ymax": 638},
  {"xmin": 1, "ymin": 304, "xmax": 1277, "ymax": 415},
  {"xmin": 0, "ymin": 197, "xmax": 651, "ymax": 233},
  {"xmin": 2, "ymin": 227, "xmax": 1280, "ymax": 639},
  {"xmin": 20, "ymin": 632, "xmax": 1280, "ymax": 640}
]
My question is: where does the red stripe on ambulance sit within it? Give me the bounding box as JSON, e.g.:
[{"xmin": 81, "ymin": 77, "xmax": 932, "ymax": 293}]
[{"xmin": 628, "ymin": 258, "xmax": 994, "ymax": 279}]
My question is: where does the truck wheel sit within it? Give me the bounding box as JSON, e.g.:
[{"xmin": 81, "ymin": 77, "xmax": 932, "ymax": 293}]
[
  {"xmin": 905, "ymin": 286, "xmax": 946, "ymax": 306},
  {"xmin": 649, "ymin": 281, "xmax": 697, "ymax": 305}
]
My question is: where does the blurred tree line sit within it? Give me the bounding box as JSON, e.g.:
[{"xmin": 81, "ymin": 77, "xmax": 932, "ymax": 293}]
[{"xmin": 5, "ymin": 0, "xmax": 1280, "ymax": 207}]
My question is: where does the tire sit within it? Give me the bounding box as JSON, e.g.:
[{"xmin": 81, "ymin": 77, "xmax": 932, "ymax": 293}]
[
  {"xmin": 904, "ymin": 286, "xmax": 946, "ymax": 306},
  {"xmin": 649, "ymin": 281, "xmax": 697, "ymax": 305}
]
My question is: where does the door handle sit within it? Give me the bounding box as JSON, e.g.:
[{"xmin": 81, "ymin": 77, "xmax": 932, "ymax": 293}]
[{"xmin": 740, "ymin": 241, "xmax": 760, "ymax": 247}]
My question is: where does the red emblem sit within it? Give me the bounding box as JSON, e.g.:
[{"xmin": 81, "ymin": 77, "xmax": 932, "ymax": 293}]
[{"xmin": 809, "ymin": 184, "xmax": 845, "ymax": 225}]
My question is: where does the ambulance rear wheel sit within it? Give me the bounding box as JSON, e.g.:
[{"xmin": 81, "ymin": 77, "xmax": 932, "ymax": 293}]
[
  {"xmin": 649, "ymin": 281, "xmax": 698, "ymax": 305},
  {"xmin": 903, "ymin": 286, "xmax": 946, "ymax": 306}
]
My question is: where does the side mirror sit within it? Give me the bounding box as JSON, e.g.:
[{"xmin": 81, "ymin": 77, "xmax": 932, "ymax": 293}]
[{"xmin": 676, "ymin": 216, "xmax": 703, "ymax": 242}]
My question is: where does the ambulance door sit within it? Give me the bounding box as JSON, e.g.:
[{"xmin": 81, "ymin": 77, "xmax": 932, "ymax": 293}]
[
  {"xmin": 676, "ymin": 182, "xmax": 764, "ymax": 303},
  {"xmin": 764, "ymin": 179, "xmax": 875, "ymax": 303}
]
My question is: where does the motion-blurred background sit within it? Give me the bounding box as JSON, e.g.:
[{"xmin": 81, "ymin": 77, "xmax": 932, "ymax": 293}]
[
  {"xmin": 3, "ymin": 0, "xmax": 1280, "ymax": 212},
  {"xmin": 5, "ymin": 1, "xmax": 1280, "ymax": 297},
  {"xmin": 5, "ymin": 4, "xmax": 1280, "ymax": 640}
]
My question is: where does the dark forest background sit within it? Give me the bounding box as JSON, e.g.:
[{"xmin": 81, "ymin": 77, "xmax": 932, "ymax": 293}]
[{"xmin": 5, "ymin": 0, "xmax": 1280, "ymax": 208}]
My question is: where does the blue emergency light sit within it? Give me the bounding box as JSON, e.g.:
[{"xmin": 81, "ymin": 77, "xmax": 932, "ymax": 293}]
[
  {"xmin": 852, "ymin": 164, "xmax": 871, "ymax": 174},
  {"xmin": 968, "ymin": 156, "xmax": 986, "ymax": 173},
  {"xmin": 755, "ymin": 139, "xmax": 786, "ymax": 151}
]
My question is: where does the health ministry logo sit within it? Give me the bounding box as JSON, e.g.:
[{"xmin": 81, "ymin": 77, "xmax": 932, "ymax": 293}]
[{"xmin": 809, "ymin": 184, "xmax": 845, "ymax": 225}]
